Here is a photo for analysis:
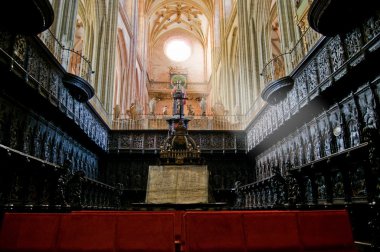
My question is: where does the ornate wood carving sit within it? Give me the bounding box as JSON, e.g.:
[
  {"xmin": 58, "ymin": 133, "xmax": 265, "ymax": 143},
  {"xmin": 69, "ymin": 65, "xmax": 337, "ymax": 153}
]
[
  {"xmin": 246, "ymin": 14, "xmax": 380, "ymax": 153},
  {"xmin": 0, "ymin": 33, "xmax": 108, "ymax": 151}
]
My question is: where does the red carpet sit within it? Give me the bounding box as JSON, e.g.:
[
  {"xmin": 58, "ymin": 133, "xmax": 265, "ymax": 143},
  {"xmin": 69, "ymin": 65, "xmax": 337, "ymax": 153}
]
[{"xmin": 0, "ymin": 210, "xmax": 357, "ymax": 252}]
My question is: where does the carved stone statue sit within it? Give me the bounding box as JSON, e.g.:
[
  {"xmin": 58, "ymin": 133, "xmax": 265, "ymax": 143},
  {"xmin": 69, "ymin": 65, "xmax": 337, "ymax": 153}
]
[
  {"xmin": 212, "ymin": 100, "xmax": 227, "ymax": 116},
  {"xmin": 135, "ymin": 103, "xmax": 143, "ymax": 115},
  {"xmin": 127, "ymin": 103, "xmax": 137, "ymax": 119},
  {"xmin": 162, "ymin": 105, "xmax": 168, "ymax": 115},
  {"xmin": 113, "ymin": 104, "xmax": 121, "ymax": 120},
  {"xmin": 148, "ymin": 97, "xmax": 157, "ymax": 115},
  {"xmin": 187, "ymin": 104, "xmax": 194, "ymax": 116},
  {"xmin": 200, "ymin": 97, "xmax": 206, "ymax": 116}
]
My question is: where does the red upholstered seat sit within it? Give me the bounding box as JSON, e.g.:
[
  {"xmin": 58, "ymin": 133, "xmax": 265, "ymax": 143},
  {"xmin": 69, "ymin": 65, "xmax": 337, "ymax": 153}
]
[
  {"xmin": 56, "ymin": 214, "xmax": 116, "ymax": 252},
  {"xmin": 183, "ymin": 212, "xmax": 245, "ymax": 252},
  {"xmin": 174, "ymin": 210, "xmax": 185, "ymax": 241},
  {"xmin": 71, "ymin": 211, "xmax": 180, "ymax": 251},
  {"xmin": 297, "ymin": 210, "xmax": 358, "ymax": 252},
  {"xmin": 243, "ymin": 212, "xmax": 302, "ymax": 252},
  {"xmin": 115, "ymin": 213, "xmax": 175, "ymax": 252},
  {"xmin": 0, "ymin": 210, "xmax": 358, "ymax": 252},
  {"xmin": 0, "ymin": 213, "xmax": 61, "ymax": 252}
]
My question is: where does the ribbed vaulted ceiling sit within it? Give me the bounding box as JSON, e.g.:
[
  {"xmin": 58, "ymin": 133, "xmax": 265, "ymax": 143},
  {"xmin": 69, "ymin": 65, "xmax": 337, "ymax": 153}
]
[{"xmin": 146, "ymin": 0, "xmax": 213, "ymax": 45}]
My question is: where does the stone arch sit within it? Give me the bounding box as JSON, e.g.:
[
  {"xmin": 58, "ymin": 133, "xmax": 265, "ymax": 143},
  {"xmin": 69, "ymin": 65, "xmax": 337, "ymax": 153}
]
[{"xmin": 114, "ymin": 28, "xmax": 129, "ymax": 113}]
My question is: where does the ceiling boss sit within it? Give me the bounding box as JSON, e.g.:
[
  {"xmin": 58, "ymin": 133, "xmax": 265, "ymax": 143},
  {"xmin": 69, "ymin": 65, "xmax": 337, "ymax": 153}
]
[{"xmin": 154, "ymin": 1, "xmax": 202, "ymax": 31}]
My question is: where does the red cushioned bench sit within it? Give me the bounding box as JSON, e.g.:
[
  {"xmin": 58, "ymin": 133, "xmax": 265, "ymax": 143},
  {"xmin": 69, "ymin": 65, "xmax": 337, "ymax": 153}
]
[
  {"xmin": 56, "ymin": 214, "xmax": 116, "ymax": 252},
  {"xmin": 297, "ymin": 210, "xmax": 357, "ymax": 252},
  {"xmin": 243, "ymin": 211, "xmax": 301, "ymax": 252},
  {"xmin": 72, "ymin": 210, "xmax": 182, "ymax": 248},
  {"xmin": 0, "ymin": 210, "xmax": 357, "ymax": 252},
  {"xmin": 0, "ymin": 212, "xmax": 176, "ymax": 252},
  {"xmin": 183, "ymin": 212, "xmax": 246, "ymax": 252},
  {"xmin": 57, "ymin": 212, "xmax": 175, "ymax": 252},
  {"xmin": 115, "ymin": 213, "xmax": 175, "ymax": 252},
  {"xmin": 182, "ymin": 210, "xmax": 357, "ymax": 252},
  {"xmin": 0, "ymin": 213, "xmax": 62, "ymax": 252}
]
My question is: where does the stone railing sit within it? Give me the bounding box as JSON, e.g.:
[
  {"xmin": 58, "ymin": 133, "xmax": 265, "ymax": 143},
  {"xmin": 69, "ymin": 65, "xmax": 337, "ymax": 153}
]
[
  {"xmin": 286, "ymin": 26, "xmax": 322, "ymax": 73},
  {"xmin": 38, "ymin": 29, "xmax": 65, "ymax": 65},
  {"xmin": 109, "ymin": 131, "xmax": 246, "ymax": 153},
  {"xmin": 261, "ymin": 54, "xmax": 287, "ymax": 85},
  {"xmin": 112, "ymin": 114, "xmax": 245, "ymax": 131},
  {"xmin": 39, "ymin": 29, "xmax": 93, "ymax": 84},
  {"xmin": 261, "ymin": 27, "xmax": 322, "ymax": 85}
]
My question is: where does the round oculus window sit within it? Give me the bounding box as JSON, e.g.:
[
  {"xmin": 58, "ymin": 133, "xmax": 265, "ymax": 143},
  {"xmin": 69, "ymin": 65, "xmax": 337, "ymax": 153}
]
[{"xmin": 164, "ymin": 39, "xmax": 191, "ymax": 62}]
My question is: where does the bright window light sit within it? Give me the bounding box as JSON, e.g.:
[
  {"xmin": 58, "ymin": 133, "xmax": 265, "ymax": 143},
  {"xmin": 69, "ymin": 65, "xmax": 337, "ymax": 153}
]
[{"xmin": 164, "ymin": 39, "xmax": 191, "ymax": 62}]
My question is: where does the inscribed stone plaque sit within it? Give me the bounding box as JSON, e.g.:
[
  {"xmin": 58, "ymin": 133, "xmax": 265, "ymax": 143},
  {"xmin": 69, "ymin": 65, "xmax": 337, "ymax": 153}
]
[{"xmin": 146, "ymin": 165, "xmax": 208, "ymax": 204}]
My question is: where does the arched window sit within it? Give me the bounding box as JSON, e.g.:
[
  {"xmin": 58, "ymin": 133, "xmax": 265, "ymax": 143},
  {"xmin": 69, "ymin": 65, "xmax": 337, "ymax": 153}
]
[{"xmin": 164, "ymin": 38, "xmax": 192, "ymax": 62}]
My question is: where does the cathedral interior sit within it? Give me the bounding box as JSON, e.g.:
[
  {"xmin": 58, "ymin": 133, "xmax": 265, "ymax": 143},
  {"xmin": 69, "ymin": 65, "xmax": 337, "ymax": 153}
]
[{"xmin": 1, "ymin": 0, "xmax": 380, "ymax": 251}]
